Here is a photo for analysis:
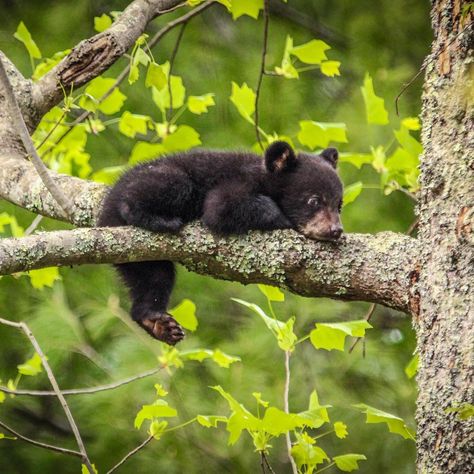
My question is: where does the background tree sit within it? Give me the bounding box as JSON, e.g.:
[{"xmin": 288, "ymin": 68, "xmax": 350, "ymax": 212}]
[{"xmin": 0, "ymin": 0, "xmax": 471, "ymax": 473}]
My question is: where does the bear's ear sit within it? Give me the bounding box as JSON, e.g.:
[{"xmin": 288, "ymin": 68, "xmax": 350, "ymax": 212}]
[
  {"xmin": 265, "ymin": 141, "xmax": 297, "ymax": 173},
  {"xmin": 320, "ymin": 147, "xmax": 339, "ymax": 168}
]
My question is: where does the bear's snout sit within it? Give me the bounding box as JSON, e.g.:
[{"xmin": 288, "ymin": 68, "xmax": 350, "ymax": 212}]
[{"xmin": 300, "ymin": 211, "xmax": 343, "ymax": 241}]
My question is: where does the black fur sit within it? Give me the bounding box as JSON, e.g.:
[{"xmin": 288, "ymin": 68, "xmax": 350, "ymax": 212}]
[{"xmin": 98, "ymin": 142, "xmax": 343, "ymax": 344}]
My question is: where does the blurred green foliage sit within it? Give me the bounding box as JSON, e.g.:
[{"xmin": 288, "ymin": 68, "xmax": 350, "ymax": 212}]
[{"xmin": 0, "ymin": 0, "xmax": 431, "ymax": 472}]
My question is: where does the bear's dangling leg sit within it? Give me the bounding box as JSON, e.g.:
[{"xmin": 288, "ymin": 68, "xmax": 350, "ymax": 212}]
[{"xmin": 115, "ymin": 260, "xmax": 185, "ymax": 345}]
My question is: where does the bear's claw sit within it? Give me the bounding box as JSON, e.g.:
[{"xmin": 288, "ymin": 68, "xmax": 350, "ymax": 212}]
[{"xmin": 140, "ymin": 313, "xmax": 185, "ymax": 346}]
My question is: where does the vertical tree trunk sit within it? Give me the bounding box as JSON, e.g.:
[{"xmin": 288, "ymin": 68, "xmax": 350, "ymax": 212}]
[{"xmin": 416, "ymin": 1, "xmax": 473, "ymax": 472}]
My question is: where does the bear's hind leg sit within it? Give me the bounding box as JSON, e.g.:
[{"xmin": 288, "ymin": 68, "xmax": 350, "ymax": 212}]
[{"xmin": 116, "ymin": 260, "xmax": 184, "ymax": 345}]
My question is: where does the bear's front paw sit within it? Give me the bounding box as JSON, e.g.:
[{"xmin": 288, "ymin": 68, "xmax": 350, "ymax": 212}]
[{"xmin": 139, "ymin": 313, "xmax": 185, "ymax": 345}]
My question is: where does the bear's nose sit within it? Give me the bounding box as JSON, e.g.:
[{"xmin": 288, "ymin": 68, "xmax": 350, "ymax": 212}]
[{"xmin": 329, "ymin": 226, "xmax": 343, "ymax": 240}]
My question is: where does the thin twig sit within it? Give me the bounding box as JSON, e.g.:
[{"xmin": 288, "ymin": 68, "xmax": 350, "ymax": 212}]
[
  {"xmin": 106, "ymin": 435, "xmax": 154, "ymax": 474},
  {"xmin": 255, "ymin": 0, "xmax": 270, "ymax": 151},
  {"xmin": 395, "ymin": 22, "xmax": 473, "ymax": 115},
  {"xmin": 0, "ymin": 420, "xmax": 82, "ymax": 458},
  {"xmin": 43, "ymin": 1, "xmax": 215, "ymax": 155},
  {"xmin": 167, "ymin": 22, "xmax": 187, "ymax": 131},
  {"xmin": 0, "ymin": 60, "xmax": 74, "ymax": 218},
  {"xmin": 284, "ymin": 351, "xmax": 298, "ymax": 474},
  {"xmin": 24, "ymin": 215, "xmax": 44, "ymax": 236},
  {"xmin": 0, "ymin": 367, "xmax": 162, "ymax": 397},
  {"xmin": 0, "ymin": 317, "xmax": 94, "ymax": 474},
  {"xmin": 262, "ymin": 452, "xmax": 276, "ymax": 474},
  {"xmin": 260, "ymin": 451, "xmax": 267, "ymax": 473},
  {"xmin": 348, "ymin": 303, "xmax": 377, "ymax": 354}
]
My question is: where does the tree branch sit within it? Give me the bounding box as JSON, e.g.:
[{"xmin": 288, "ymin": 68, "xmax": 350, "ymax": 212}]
[
  {"xmin": 33, "ymin": 0, "xmax": 187, "ymax": 116},
  {"xmin": 0, "ymin": 223, "xmax": 418, "ymax": 314}
]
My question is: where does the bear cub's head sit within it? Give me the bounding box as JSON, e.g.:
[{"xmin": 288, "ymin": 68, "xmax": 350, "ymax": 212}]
[{"xmin": 265, "ymin": 141, "xmax": 343, "ymax": 241}]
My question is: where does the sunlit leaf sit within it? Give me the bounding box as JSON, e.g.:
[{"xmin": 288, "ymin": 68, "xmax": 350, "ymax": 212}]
[
  {"xmin": 154, "ymin": 384, "xmax": 168, "ymax": 397},
  {"xmin": 321, "ymin": 60, "xmax": 341, "ymax": 77},
  {"xmin": 146, "ymin": 62, "xmax": 168, "ymax": 90},
  {"xmin": 401, "ymin": 117, "xmax": 421, "ymax": 131},
  {"xmin": 134, "ymin": 400, "xmax": 178, "ymax": 429},
  {"xmin": 334, "ymin": 421, "xmax": 348, "ymax": 439},
  {"xmin": 187, "ymin": 93, "xmax": 215, "ymax": 114},
  {"xmin": 81, "ymin": 464, "xmax": 98, "ymax": 474},
  {"xmin": 297, "ymin": 389, "xmax": 331, "ymax": 428},
  {"xmin": 257, "ymin": 284, "xmax": 285, "ymax": 302},
  {"xmin": 343, "ymin": 181, "xmax": 363, "ymax": 206},
  {"xmin": 29, "ymin": 267, "xmax": 61, "ymax": 290},
  {"xmin": 291, "ymin": 432, "xmax": 329, "ymax": 469},
  {"xmin": 17, "ymin": 352, "xmax": 43, "ymax": 376},
  {"xmin": 151, "ymin": 75, "xmax": 186, "ymax": 111},
  {"xmin": 129, "ymin": 142, "xmax": 165, "ymax": 164},
  {"xmin": 79, "ymin": 77, "xmax": 126, "ymax": 115},
  {"xmin": 298, "ymin": 121, "xmax": 348, "ymax": 149},
  {"xmin": 446, "ymin": 403, "xmax": 474, "ymax": 420},
  {"xmin": 118, "ymin": 111, "xmax": 150, "ymax": 138},
  {"xmin": 338, "ymin": 153, "xmax": 373, "ymax": 169},
  {"xmin": 92, "ymin": 165, "xmax": 126, "ymax": 184},
  {"xmin": 275, "ymin": 36, "xmax": 299, "ymax": 79},
  {"xmin": 32, "ymin": 49, "xmax": 71, "ymax": 81},
  {"xmin": 230, "ymin": 82, "xmax": 256, "ymax": 123},
  {"xmin": 310, "ymin": 320, "xmax": 372, "ymax": 351},
  {"xmin": 353, "ymin": 403, "xmax": 415, "ymax": 440},
  {"xmin": 14, "ymin": 21, "xmax": 41, "ymax": 60},
  {"xmin": 291, "ymin": 39, "xmax": 330, "ymax": 64},
  {"xmin": 181, "ymin": 349, "xmax": 240, "ymax": 368},
  {"xmin": 361, "ymin": 73, "xmax": 389, "ymax": 125},
  {"xmin": 0, "ymin": 213, "xmax": 24, "ymax": 237},
  {"xmin": 170, "ymin": 299, "xmax": 198, "ymax": 331},
  {"xmin": 149, "ymin": 420, "xmax": 168, "ymax": 440},
  {"xmin": 394, "ymin": 125, "xmax": 423, "ymax": 157},
  {"xmin": 94, "ymin": 13, "xmax": 112, "ymax": 32},
  {"xmin": 230, "ymin": 0, "xmax": 263, "ymax": 20},
  {"xmin": 252, "ymin": 392, "xmax": 269, "ymax": 408},
  {"xmin": 333, "ymin": 454, "xmax": 367, "ymax": 472},
  {"xmin": 162, "ymin": 125, "xmax": 201, "ymax": 153},
  {"xmin": 404, "ymin": 354, "xmax": 419, "ymax": 379},
  {"xmin": 197, "ymin": 415, "xmax": 228, "ymax": 428}
]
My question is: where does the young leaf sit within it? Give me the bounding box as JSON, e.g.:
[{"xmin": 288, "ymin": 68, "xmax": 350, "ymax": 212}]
[
  {"xmin": 446, "ymin": 403, "xmax": 474, "ymax": 421},
  {"xmin": 32, "ymin": 49, "xmax": 71, "ymax": 81},
  {"xmin": 14, "ymin": 22, "xmax": 41, "ymax": 60},
  {"xmin": 274, "ymin": 36, "xmax": 299, "ymax": 79},
  {"xmin": 81, "ymin": 464, "xmax": 98, "ymax": 474},
  {"xmin": 353, "ymin": 403, "xmax": 415, "ymax": 440},
  {"xmin": 181, "ymin": 349, "xmax": 240, "ymax": 368},
  {"xmin": 146, "ymin": 62, "xmax": 168, "ymax": 90},
  {"xmin": 230, "ymin": 82, "xmax": 256, "ymax": 124},
  {"xmin": 343, "ymin": 182, "xmax": 363, "ymax": 207},
  {"xmin": 187, "ymin": 94, "xmax": 215, "ymax": 115},
  {"xmin": 252, "ymin": 392, "xmax": 269, "ymax": 408},
  {"xmin": 151, "ymin": 75, "xmax": 186, "ymax": 111},
  {"xmin": 79, "ymin": 77, "xmax": 126, "ymax": 115},
  {"xmin": 162, "ymin": 125, "xmax": 201, "ymax": 153},
  {"xmin": 134, "ymin": 400, "xmax": 177, "ymax": 429},
  {"xmin": 154, "ymin": 384, "xmax": 168, "ymax": 397},
  {"xmin": 333, "ymin": 454, "xmax": 367, "ymax": 472},
  {"xmin": 310, "ymin": 320, "xmax": 372, "ymax": 351},
  {"xmin": 92, "ymin": 165, "xmax": 126, "ymax": 185},
  {"xmin": 0, "ymin": 391, "xmax": 5, "ymax": 404},
  {"xmin": 230, "ymin": 0, "xmax": 263, "ymax": 20},
  {"xmin": 28, "ymin": 267, "xmax": 61, "ymax": 290},
  {"xmin": 291, "ymin": 432, "xmax": 330, "ymax": 469},
  {"xmin": 404, "ymin": 354, "xmax": 419, "ymax": 379},
  {"xmin": 297, "ymin": 389, "xmax": 331, "ymax": 428},
  {"xmin": 0, "ymin": 213, "xmax": 24, "ymax": 237},
  {"xmin": 257, "ymin": 284, "xmax": 285, "ymax": 302},
  {"xmin": 321, "ymin": 60, "xmax": 341, "ymax": 77},
  {"xmin": 169, "ymin": 299, "xmax": 198, "ymax": 331},
  {"xmin": 149, "ymin": 420, "xmax": 168, "ymax": 440},
  {"xmin": 361, "ymin": 73, "xmax": 389, "ymax": 125},
  {"xmin": 197, "ymin": 415, "xmax": 228, "ymax": 428},
  {"xmin": 401, "ymin": 117, "xmax": 421, "ymax": 131},
  {"xmin": 334, "ymin": 421, "xmax": 348, "ymax": 439},
  {"xmin": 17, "ymin": 353, "xmax": 43, "ymax": 376},
  {"xmin": 338, "ymin": 153, "xmax": 373, "ymax": 169},
  {"xmin": 129, "ymin": 142, "xmax": 166, "ymax": 165},
  {"xmin": 291, "ymin": 39, "xmax": 330, "ymax": 64},
  {"xmin": 118, "ymin": 112, "xmax": 149, "ymax": 138},
  {"xmin": 298, "ymin": 121, "xmax": 348, "ymax": 149},
  {"xmin": 94, "ymin": 13, "xmax": 112, "ymax": 32}
]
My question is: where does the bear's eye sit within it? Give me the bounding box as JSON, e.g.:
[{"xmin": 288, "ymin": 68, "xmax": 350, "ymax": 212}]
[{"xmin": 307, "ymin": 196, "xmax": 320, "ymax": 207}]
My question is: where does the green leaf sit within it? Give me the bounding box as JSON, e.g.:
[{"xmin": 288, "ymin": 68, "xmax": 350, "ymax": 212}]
[
  {"xmin": 445, "ymin": 403, "xmax": 474, "ymax": 420},
  {"xmin": 291, "ymin": 39, "xmax": 330, "ymax": 65},
  {"xmin": 32, "ymin": 49, "xmax": 71, "ymax": 81},
  {"xmin": 404, "ymin": 354, "xmax": 419, "ymax": 379},
  {"xmin": 252, "ymin": 392, "xmax": 269, "ymax": 408},
  {"xmin": 321, "ymin": 60, "xmax": 341, "ymax": 77},
  {"xmin": 394, "ymin": 125, "xmax": 423, "ymax": 157},
  {"xmin": 291, "ymin": 432, "xmax": 329, "ymax": 469},
  {"xmin": 29, "ymin": 267, "xmax": 61, "ymax": 290},
  {"xmin": 134, "ymin": 400, "xmax": 178, "ymax": 429},
  {"xmin": 333, "ymin": 454, "xmax": 367, "ymax": 472},
  {"xmin": 94, "ymin": 13, "xmax": 112, "ymax": 32},
  {"xmin": 129, "ymin": 142, "xmax": 165, "ymax": 165},
  {"xmin": 197, "ymin": 415, "xmax": 228, "ymax": 428},
  {"xmin": 401, "ymin": 117, "xmax": 421, "ymax": 131},
  {"xmin": 361, "ymin": 73, "xmax": 389, "ymax": 125},
  {"xmin": 257, "ymin": 284, "xmax": 285, "ymax": 302},
  {"xmin": 343, "ymin": 182, "xmax": 363, "ymax": 207},
  {"xmin": 230, "ymin": 82, "xmax": 256, "ymax": 124},
  {"xmin": 17, "ymin": 353, "xmax": 43, "ymax": 376},
  {"xmin": 353, "ymin": 403, "xmax": 415, "ymax": 440},
  {"xmin": 151, "ymin": 75, "xmax": 186, "ymax": 112},
  {"xmin": 274, "ymin": 36, "xmax": 299, "ymax": 79},
  {"xmin": 81, "ymin": 464, "xmax": 98, "ymax": 474},
  {"xmin": 169, "ymin": 299, "xmax": 198, "ymax": 331},
  {"xmin": 92, "ymin": 165, "xmax": 126, "ymax": 185},
  {"xmin": 181, "ymin": 349, "xmax": 240, "ymax": 368},
  {"xmin": 14, "ymin": 22, "xmax": 41, "ymax": 60},
  {"xmin": 310, "ymin": 320, "xmax": 372, "ymax": 351},
  {"xmin": 118, "ymin": 111, "xmax": 150, "ymax": 138},
  {"xmin": 338, "ymin": 153, "xmax": 373, "ymax": 169},
  {"xmin": 298, "ymin": 121, "xmax": 348, "ymax": 149},
  {"xmin": 79, "ymin": 77, "xmax": 126, "ymax": 115},
  {"xmin": 149, "ymin": 420, "xmax": 168, "ymax": 440},
  {"xmin": 261, "ymin": 407, "xmax": 313, "ymax": 436},
  {"xmin": 162, "ymin": 125, "xmax": 201, "ymax": 153},
  {"xmin": 154, "ymin": 384, "xmax": 168, "ymax": 397},
  {"xmin": 334, "ymin": 421, "xmax": 348, "ymax": 439},
  {"xmin": 146, "ymin": 62, "xmax": 168, "ymax": 90},
  {"xmin": 187, "ymin": 94, "xmax": 215, "ymax": 115},
  {"xmin": 297, "ymin": 389, "xmax": 330, "ymax": 428},
  {"xmin": 0, "ymin": 213, "xmax": 24, "ymax": 237},
  {"xmin": 0, "ymin": 391, "xmax": 5, "ymax": 404},
  {"xmin": 230, "ymin": 0, "xmax": 263, "ymax": 20},
  {"xmin": 0, "ymin": 433, "xmax": 16, "ymax": 440}
]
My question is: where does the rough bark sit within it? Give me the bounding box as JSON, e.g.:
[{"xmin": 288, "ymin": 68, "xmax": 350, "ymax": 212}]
[
  {"xmin": 0, "ymin": 225, "xmax": 418, "ymax": 313},
  {"xmin": 415, "ymin": 1, "xmax": 474, "ymax": 472}
]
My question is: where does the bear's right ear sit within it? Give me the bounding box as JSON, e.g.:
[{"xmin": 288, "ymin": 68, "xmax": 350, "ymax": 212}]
[{"xmin": 265, "ymin": 141, "xmax": 297, "ymax": 173}]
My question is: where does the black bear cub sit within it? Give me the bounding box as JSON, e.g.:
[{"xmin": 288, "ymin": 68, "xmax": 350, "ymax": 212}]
[{"xmin": 98, "ymin": 141, "xmax": 343, "ymax": 345}]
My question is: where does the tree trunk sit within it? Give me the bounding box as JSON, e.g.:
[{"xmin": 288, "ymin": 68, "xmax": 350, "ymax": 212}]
[{"xmin": 416, "ymin": 1, "xmax": 473, "ymax": 472}]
